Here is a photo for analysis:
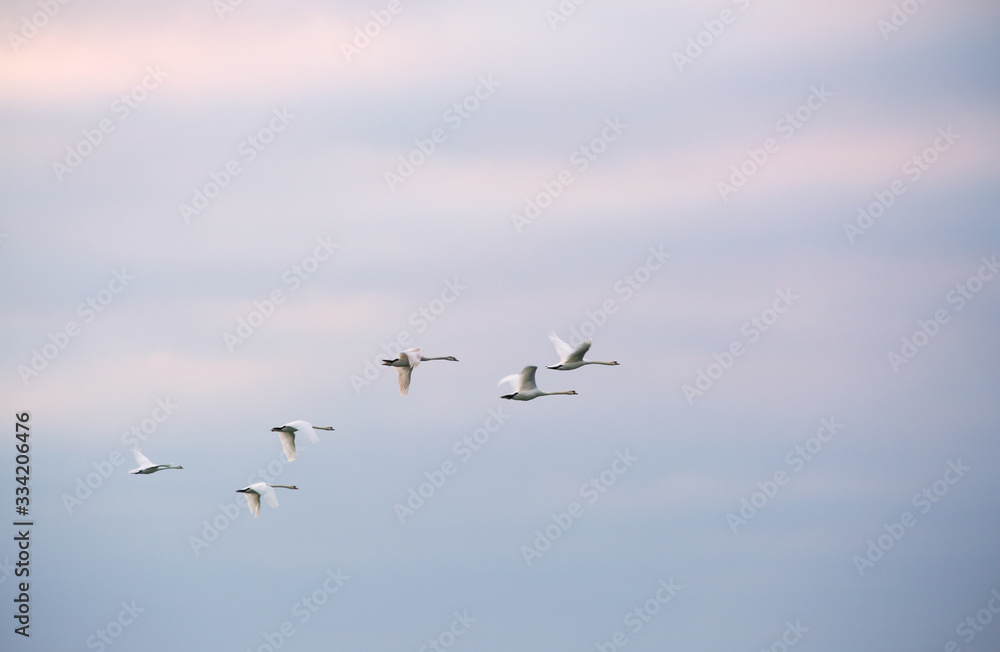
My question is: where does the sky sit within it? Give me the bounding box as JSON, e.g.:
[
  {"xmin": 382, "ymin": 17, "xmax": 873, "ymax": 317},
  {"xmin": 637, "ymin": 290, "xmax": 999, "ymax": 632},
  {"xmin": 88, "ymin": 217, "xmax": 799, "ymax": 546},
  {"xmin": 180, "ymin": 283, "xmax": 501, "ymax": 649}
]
[{"xmin": 1, "ymin": 0, "xmax": 999, "ymax": 650}]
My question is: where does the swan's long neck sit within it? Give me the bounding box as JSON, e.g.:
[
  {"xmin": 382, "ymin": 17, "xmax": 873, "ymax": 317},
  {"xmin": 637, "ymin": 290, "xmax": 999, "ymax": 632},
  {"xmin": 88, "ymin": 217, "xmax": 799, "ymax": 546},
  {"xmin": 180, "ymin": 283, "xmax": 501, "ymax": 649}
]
[
  {"xmin": 543, "ymin": 390, "xmax": 577, "ymax": 396},
  {"xmin": 588, "ymin": 360, "xmax": 618, "ymax": 366},
  {"xmin": 270, "ymin": 484, "xmax": 298, "ymax": 490},
  {"xmin": 422, "ymin": 356, "xmax": 456, "ymax": 361},
  {"xmin": 314, "ymin": 426, "xmax": 335, "ymax": 430}
]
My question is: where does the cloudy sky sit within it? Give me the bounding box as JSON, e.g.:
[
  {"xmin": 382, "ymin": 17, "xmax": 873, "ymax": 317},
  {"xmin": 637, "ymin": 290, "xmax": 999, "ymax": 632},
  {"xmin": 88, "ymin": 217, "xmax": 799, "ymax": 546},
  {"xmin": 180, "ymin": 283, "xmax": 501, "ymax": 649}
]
[{"xmin": 2, "ymin": 0, "xmax": 999, "ymax": 650}]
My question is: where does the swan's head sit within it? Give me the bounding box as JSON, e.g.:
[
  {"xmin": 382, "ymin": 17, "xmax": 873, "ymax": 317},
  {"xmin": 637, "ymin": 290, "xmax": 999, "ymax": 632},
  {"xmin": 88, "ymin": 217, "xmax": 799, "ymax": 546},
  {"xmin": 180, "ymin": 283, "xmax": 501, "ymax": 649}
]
[
  {"xmin": 567, "ymin": 390, "xmax": 579, "ymax": 395},
  {"xmin": 444, "ymin": 356, "xmax": 459, "ymax": 361},
  {"xmin": 610, "ymin": 361, "xmax": 620, "ymax": 365}
]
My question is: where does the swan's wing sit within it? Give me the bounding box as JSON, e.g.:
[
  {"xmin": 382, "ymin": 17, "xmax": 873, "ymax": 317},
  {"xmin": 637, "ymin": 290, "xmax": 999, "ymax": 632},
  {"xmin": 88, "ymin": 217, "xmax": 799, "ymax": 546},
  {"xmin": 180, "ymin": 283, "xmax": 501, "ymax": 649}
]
[
  {"xmin": 243, "ymin": 491, "xmax": 261, "ymax": 517},
  {"xmin": 400, "ymin": 348, "xmax": 422, "ymax": 369},
  {"xmin": 300, "ymin": 423, "xmax": 320, "ymax": 444},
  {"xmin": 396, "ymin": 365, "xmax": 412, "ymax": 396},
  {"xmin": 259, "ymin": 485, "xmax": 280, "ymax": 509},
  {"xmin": 565, "ymin": 339, "xmax": 592, "ymax": 364},
  {"xmin": 498, "ymin": 373, "xmax": 521, "ymax": 389},
  {"xmin": 278, "ymin": 431, "xmax": 297, "ymax": 462},
  {"xmin": 132, "ymin": 449, "xmax": 154, "ymax": 468},
  {"xmin": 548, "ymin": 331, "xmax": 574, "ymax": 363},
  {"xmin": 519, "ymin": 365, "xmax": 539, "ymax": 392}
]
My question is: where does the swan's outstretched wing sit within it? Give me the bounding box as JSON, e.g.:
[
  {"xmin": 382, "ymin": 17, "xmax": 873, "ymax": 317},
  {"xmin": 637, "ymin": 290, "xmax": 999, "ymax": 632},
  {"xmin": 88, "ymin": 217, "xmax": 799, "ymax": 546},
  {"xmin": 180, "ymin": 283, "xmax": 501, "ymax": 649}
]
[
  {"xmin": 133, "ymin": 448, "xmax": 154, "ymax": 467},
  {"xmin": 300, "ymin": 423, "xmax": 320, "ymax": 444},
  {"xmin": 498, "ymin": 373, "xmax": 521, "ymax": 390},
  {"xmin": 396, "ymin": 366, "xmax": 413, "ymax": 396},
  {"xmin": 278, "ymin": 431, "xmax": 297, "ymax": 462},
  {"xmin": 548, "ymin": 332, "xmax": 575, "ymax": 364},
  {"xmin": 259, "ymin": 484, "xmax": 280, "ymax": 509},
  {"xmin": 399, "ymin": 348, "xmax": 422, "ymax": 369},
  {"xmin": 243, "ymin": 491, "xmax": 261, "ymax": 517},
  {"xmin": 280, "ymin": 420, "xmax": 319, "ymax": 444},
  {"xmin": 519, "ymin": 366, "xmax": 539, "ymax": 392},
  {"xmin": 565, "ymin": 339, "xmax": 592, "ymax": 364}
]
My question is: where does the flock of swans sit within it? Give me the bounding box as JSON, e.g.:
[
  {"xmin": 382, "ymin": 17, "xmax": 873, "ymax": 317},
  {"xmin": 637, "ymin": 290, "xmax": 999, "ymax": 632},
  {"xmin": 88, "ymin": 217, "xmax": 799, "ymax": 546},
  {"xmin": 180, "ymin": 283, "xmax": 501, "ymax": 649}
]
[{"xmin": 130, "ymin": 332, "xmax": 618, "ymax": 516}]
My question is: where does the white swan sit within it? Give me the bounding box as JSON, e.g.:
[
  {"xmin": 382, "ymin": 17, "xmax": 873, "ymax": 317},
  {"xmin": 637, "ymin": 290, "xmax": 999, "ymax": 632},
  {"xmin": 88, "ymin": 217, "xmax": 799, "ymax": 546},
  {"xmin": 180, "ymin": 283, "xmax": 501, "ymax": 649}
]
[
  {"xmin": 499, "ymin": 365, "xmax": 578, "ymax": 401},
  {"xmin": 547, "ymin": 332, "xmax": 619, "ymax": 370},
  {"xmin": 270, "ymin": 420, "xmax": 333, "ymax": 462},
  {"xmin": 128, "ymin": 448, "xmax": 183, "ymax": 474},
  {"xmin": 236, "ymin": 482, "xmax": 299, "ymax": 517},
  {"xmin": 382, "ymin": 347, "xmax": 459, "ymax": 396}
]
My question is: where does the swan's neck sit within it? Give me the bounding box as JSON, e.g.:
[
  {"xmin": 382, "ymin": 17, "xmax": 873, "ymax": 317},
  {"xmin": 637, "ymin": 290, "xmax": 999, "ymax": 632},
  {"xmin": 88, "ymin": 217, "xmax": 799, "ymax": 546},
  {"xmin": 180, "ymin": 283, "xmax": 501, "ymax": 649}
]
[
  {"xmin": 544, "ymin": 390, "xmax": 577, "ymax": 396},
  {"xmin": 589, "ymin": 360, "xmax": 618, "ymax": 366},
  {"xmin": 314, "ymin": 426, "xmax": 335, "ymax": 430},
  {"xmin": 271, "ymin": 484, "xmax": 298, "ymax": 490},
  {"xmin": 422, "ymin": 356, "xmax": 453, "ymax": 361}
]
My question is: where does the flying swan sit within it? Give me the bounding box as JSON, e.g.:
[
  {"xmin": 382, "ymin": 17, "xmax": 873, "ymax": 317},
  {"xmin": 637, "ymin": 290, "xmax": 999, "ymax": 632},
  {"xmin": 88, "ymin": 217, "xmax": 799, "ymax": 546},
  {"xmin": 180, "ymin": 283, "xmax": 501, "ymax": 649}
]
[
  {"xmin": 270, "ymin": 420, "xmax": 333, "ymax": 462},
  {"xmin": 499, "ymin": 365, "xmax": 578, "ymax": 401},
  {"xmin": 382, "ymin": 347, "xmax": 459, "ymax": 396},
  {"xmin": 547, "ymin": 332, "xmax": 619, "ymax": 370},
  {"xmin": 129, "ymin": 448, "xmax": 183, "ymax": 474},
  {"xmin": 236, "ymin": 482, "xmax": 299, "ymax": 517}
]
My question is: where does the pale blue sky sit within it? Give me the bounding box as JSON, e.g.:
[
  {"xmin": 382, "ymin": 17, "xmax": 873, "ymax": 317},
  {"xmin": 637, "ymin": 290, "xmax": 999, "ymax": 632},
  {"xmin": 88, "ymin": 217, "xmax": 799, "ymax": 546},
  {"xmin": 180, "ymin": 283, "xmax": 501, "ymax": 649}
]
[{"xmin": 2, "ymin": 1, "xmax": 999, "ymax": 650}]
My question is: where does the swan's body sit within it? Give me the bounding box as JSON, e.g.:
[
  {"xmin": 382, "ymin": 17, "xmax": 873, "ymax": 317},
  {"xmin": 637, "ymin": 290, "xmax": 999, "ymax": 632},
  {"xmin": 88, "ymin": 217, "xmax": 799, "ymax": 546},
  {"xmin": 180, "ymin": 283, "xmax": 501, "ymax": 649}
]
[
  {"xmin": 546, "ymin": 332, "xmax": 619, "ymax": 370},
  {"xmin": 382, "ymin": 347, "xmax": 459, "ymax": 396},
  {"xmin": 236, "ymin": 482, "xmax": 299, "ymax": 517},
  {"xmin": 498, "ymin": 365, "xmax": 578, "ymax": 401},
  {"xmin": 270, "ymin": 420, "xmax": 333, "ymax": 462},
  {"xmin": 128, "ymin": 449, "xmax": 183, "ymax": 474}
]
